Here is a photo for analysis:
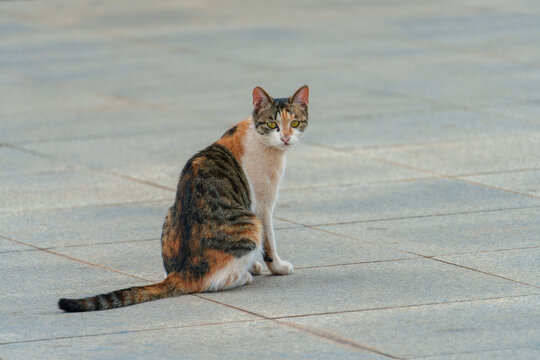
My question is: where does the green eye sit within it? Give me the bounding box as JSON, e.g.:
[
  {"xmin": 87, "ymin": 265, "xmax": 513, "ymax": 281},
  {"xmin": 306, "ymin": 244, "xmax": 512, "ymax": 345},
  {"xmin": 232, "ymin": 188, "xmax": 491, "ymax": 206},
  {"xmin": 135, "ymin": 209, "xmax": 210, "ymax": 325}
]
[
  {"xmin": 267, "ymin": 121, "xmax": 278, "ymax": 129},
  {"xmin": 290, "ymin": 120, "xmax": 300, "ymax": 128}
]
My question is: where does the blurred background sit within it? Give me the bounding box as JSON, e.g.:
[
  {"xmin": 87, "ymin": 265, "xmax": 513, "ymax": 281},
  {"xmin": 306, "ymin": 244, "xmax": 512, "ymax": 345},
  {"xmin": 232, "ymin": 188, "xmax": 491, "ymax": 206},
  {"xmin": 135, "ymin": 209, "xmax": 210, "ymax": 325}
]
[{"xmin": 3, "ymin": 1, "xmax": 540, "ymax": 190}]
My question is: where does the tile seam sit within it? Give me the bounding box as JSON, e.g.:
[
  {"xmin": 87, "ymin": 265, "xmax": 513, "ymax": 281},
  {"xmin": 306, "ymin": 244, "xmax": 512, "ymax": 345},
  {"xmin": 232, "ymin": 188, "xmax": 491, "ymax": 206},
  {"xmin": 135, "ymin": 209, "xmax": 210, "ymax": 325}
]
[
  {"xmin": 269, "ymin": 293, "xmax": 539, "ymax": 320},
  {"xmin": 275, "ymin": 204, "xmax": 540, "ymax": 228},
  {"xmin": 431, "ymin": 257, "xmax": 540, "ymax": 289}
]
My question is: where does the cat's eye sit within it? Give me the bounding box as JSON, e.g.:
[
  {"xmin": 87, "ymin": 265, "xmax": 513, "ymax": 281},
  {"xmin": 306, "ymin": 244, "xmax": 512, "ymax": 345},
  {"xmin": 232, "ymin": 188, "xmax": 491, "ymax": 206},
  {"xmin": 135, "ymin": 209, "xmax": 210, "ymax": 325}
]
[
  {"xmin": 267, "ymin": 121, "xmax": 278, "ymax": 129},
  {"xmin": 290, "ymin": 120, "xmax": 300, "ymax": 128}
]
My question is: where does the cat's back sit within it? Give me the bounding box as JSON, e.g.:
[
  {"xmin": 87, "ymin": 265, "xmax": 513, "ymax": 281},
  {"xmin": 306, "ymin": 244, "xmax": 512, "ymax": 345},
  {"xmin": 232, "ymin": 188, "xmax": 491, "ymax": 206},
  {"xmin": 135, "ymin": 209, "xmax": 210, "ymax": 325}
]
[{"xmin": 177, "ymin": 142, "xmax": 251, "ymax": 210}]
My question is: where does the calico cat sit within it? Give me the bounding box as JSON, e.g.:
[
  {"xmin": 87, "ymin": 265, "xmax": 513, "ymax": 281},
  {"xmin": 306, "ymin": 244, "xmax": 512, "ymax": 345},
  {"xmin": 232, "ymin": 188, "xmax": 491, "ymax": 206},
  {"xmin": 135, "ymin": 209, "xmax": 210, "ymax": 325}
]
[{"xmin": 58, "ymin": 85, "xmax": 309, "ymax": 312}]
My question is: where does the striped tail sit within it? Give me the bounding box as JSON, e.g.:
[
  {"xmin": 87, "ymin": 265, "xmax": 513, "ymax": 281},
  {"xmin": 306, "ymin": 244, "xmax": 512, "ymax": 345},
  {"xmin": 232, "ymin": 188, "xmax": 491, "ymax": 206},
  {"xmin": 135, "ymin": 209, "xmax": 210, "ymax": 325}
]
[{"xmin": 58, "ymin": 273, "xmax": 196, "ymax": 312}]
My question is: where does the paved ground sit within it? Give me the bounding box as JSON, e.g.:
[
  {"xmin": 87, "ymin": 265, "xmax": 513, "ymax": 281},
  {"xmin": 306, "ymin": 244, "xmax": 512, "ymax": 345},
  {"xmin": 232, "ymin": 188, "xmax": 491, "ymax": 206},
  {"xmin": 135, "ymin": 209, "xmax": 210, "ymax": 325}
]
[{"xmin": 1, "ymin": 0, "xmax": 539, "ymax": 359}]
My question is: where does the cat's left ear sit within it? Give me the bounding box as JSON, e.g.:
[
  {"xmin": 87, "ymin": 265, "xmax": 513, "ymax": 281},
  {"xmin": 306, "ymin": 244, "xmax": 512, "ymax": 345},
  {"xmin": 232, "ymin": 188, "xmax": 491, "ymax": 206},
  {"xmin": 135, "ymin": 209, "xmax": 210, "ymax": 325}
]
[{"xmin": 290, "ymin": 85, "xmax": 309, "ymax": 107}]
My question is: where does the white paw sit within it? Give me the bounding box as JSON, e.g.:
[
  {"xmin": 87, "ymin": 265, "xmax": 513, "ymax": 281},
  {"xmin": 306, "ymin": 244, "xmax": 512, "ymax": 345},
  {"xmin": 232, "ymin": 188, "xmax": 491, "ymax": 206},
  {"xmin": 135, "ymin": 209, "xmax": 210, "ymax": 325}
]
[
  {"xmin": 250, "ymin": 261, "xmax": 262, "ymax": 275},
  {"xmin": 269, "ymin": 260, "xmax": 294, "ymax": 275},
  {"xmin": 242, "ymin": 272, "xmax": 253, "ymax": 285}
]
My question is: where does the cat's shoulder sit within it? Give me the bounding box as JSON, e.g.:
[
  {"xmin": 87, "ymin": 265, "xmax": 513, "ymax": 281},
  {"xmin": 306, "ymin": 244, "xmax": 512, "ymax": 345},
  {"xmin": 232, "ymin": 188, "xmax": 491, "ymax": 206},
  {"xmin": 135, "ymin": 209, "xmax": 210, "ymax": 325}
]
[{"xmin": 215, "ymin": 118, "xmax": 252, "ymax": 159}]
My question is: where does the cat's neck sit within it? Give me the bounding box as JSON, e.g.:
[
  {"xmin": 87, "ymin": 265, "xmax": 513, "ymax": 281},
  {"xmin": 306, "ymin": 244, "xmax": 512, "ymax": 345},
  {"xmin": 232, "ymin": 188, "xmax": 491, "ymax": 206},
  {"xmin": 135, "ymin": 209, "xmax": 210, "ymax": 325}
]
[
  {"xmin": 214, "ymin": 118, "xmax": 286, "ymax": 209},
  {"xmin": 240, "ymin": 118, "xmax": 285, "ymax": 207}
]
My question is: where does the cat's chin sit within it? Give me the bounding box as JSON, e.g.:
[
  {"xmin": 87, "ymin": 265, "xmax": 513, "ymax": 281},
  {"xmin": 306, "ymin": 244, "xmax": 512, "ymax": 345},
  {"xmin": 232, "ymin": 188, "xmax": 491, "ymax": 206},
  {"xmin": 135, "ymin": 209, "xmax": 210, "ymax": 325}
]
[{"xmin": 272, "ymin": 142, "xmax": 295, "ymax": 151}]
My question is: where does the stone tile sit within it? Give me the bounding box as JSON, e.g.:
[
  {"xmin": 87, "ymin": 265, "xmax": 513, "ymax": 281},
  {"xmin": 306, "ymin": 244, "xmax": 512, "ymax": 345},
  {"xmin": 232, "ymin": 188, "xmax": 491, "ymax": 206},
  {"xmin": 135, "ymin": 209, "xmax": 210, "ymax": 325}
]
[
  {"xmin": 273, "ymin": 218, "xmax": 301, "ymax": 230},
  {"xmin": 286, "ymin": 296, "xmax": 540, "ymax": 359},
  {"xmin": 423, "ymin": 348, "xmax": 540, "ymax": 360},
  {"xmin": 21, "ymin": 130, "xmax": 219, "ymax": 188},
  {"xmin": 201, "ymin": 258, "xmax": 536, "ymax": 318},
  {"xmin": 318, "ymin": 37, "xmax": 540, "ymax": 108},
  {"xmin": 487, "ymin": 102, "xmax": 540, "ymax": 124},
  {"xmin": 0, "ymin": 250, "xmax": 142, "ymax": 310},
  {"xmin": 0, "ymin": 170, "xmax": 171, "ymax": 213},
  {"xmin": 273, "ymin": 226, "xmax": 415, "ymax": 269},
  {"xmin": 362, "ymin": 134, "xmax": 540, "ymax": 175},
  {"xmin": 281, "ymin": 143, "xmax": 428, "ymax": 190},
  {"xmin": 54, "ymin": 240, "xmax": 165, "ymax": 283},
  {"xmin": 0, "ymin": 146, "xmax": 74, "ymax": 176},
  {"xmin": 1, "ymin": 56, "xmax": 258, "ymax": 143},
  {"xmin": 139, "ymin": 24, "xmax": 414, "ymax": 70},
  {"xmin": 463, "ymin": 170, "xmax": 540, "ymax": 197},
  {"xmin": 275, "ymin": 178, "xmax": 539, "ymax": 226},
  {"xmin": 2, "ymin": 107, "xmax": 185, "ymax": 145},
  {"xmin": 305, "ymin": 82, "xmax": 436, "ymax": 123},
  {"xmin": 0, "ymin": 17, "xmax": 36, "ymax": 36},
  {"xmin": 0, "ymin": 202, "xmax": 168, "ymax": 248},
  {"xmin": 390, "ymin": 9, "xmax": 540, "ymax": 64},
  {"xmin": 0, "ymin": 83, "xmax": 114, "ymax": 128},
  {"xmin": 317, "ymin": 207, "xmax": 540, "ymax": 256},
  {"xmin": 0, "ymin": 321, "xmax": 378, "ymax": 360},
  {"xmin": 437, "ymin": 248, "xmax": 540, "ymax": 287},
  {"xmin": 2, "ymin": 292, "xmax": 256, "ymax": 347},
  {"xmin": 2, "ymin": 0, "xmax": 540, "ymax": 358},
  {"xmin": 0, "ymin": 238, "xmax": 29, "ymax": 253},
  {"xmin": 305, "ymin": 108, "xmax": 540, "ymax": 150},
  {"xmin": 371, "ymin": 11, "xmax": 540, "ymax": 106}
]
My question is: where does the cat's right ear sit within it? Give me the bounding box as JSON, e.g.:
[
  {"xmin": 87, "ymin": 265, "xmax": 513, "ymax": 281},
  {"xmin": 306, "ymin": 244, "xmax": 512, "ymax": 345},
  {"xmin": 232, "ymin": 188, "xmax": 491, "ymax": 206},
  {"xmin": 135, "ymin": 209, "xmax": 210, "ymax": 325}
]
[{"xmin": 252, "ymin": 86, "xmax": 273, "ymax": 113}]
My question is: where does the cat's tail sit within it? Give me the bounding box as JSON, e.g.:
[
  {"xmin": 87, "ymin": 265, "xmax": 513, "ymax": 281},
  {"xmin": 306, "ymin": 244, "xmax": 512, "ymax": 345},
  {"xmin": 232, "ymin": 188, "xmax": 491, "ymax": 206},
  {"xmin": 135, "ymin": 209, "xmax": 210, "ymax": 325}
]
[{"xmin": 58, "ymin": 273, "xmax": 198, "ymax": 312}]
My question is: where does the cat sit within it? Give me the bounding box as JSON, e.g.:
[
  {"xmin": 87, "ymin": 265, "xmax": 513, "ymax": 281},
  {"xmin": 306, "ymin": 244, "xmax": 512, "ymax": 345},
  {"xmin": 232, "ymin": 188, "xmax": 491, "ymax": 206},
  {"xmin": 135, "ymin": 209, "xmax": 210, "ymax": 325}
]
[{"xmin": 58, "ymin": 85, "xmax": 309, "ymax": 312}]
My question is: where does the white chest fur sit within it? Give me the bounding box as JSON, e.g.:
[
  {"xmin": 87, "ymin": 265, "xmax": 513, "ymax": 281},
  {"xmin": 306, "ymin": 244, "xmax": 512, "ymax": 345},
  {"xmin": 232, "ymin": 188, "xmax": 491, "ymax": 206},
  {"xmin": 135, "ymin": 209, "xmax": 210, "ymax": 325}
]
[{"xmin": 240, "ymin": 125, "xmax": 286, "ymax": 212}]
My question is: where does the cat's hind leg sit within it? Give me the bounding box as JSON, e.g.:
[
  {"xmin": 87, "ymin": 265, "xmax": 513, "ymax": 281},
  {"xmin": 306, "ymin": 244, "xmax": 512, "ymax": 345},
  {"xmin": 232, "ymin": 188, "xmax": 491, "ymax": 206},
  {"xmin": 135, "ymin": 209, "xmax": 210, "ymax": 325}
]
[
  {"xmin": 202, "ymin": 212, "xmax": 262, "ymax": 291},
  {"xmin": 203, "ymin": 251, "xmax": 257, "ymax": 291}
]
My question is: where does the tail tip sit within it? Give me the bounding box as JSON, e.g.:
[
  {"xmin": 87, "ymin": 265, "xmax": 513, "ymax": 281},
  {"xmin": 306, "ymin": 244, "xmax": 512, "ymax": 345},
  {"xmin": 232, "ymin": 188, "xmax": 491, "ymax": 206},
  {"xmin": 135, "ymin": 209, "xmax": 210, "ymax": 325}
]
[{"xmin": 58, "ymin": 298, "xmax": 84, "ymax": 312}]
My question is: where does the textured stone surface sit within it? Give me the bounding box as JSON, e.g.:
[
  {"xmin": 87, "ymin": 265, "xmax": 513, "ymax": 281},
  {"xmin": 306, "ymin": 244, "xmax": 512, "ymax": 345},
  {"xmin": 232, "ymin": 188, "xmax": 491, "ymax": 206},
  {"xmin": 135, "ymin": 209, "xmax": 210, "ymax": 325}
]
[
  {"xmin": 362, "ymin": 134, "xmax": 540, "ymax": 176},
  {"xmin": 287, "ymin": 296, "xmax": 540, "ymax": 359},
  {"xmin": 200, "ymin": 258, "xmax": 536, "ymax": 318},
  {"xmin": 1, "ymin": 0, "xmax": 539, "ymax": 358},
  {"xmin": 0, "ymin": 202, "xmax": 168, "ymax": 248},
  {"xmin": 0, "ymin": 146, "xmax": 74, "ymax": 176},
  {"xmin": 318, "ymin": 207, "xmax": 540, "ymax": 256},
  {"xmin": 0, "ymin": 170, "xmax": 171, "ymax": 213},
  {"xmin": 280, "ymin": 143, "xmax": 429, "ymax": 190},
  {"xmin": 275, "ymin": 178, "xmax": 539, "ymax": 226},
  {"xmin": 464, "ymin": 170, "xmax": 540, "ymax": 196},
  {"xmin": 0, "ymin": 321, "xmax": 381, "ymax": 360},
  {"xmin": 437, "ymin": 248, "xmax": 540, "ymax": 287}
]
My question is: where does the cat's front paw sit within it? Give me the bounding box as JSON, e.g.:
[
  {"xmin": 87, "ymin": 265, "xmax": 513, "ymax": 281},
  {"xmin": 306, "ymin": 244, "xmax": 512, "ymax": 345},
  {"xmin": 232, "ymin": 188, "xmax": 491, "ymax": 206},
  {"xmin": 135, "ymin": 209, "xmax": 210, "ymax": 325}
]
[
  {"xmin": 269, "ymin": 260, "xmax": 294, "ymax": 275},
  {"xmin": 250, "ymin": 261, "xmax": 262, "ymax": 275}
]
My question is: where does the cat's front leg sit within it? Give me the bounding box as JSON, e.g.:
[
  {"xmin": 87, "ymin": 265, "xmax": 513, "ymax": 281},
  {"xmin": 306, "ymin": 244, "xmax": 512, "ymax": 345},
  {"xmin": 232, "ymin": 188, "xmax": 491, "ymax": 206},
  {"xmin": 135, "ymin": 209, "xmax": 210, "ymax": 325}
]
[{"xmin": 259, "ymin": 210, "xmax": 293, "ymax": 275}]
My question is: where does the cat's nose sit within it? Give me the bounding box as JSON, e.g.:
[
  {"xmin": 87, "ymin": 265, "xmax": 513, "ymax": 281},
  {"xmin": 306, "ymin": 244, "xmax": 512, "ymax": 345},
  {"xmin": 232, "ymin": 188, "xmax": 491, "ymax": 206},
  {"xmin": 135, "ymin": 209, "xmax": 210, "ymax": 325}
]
[{"xmin": 280, "ymin": 137, "xmax": 290, "ymax": 145}]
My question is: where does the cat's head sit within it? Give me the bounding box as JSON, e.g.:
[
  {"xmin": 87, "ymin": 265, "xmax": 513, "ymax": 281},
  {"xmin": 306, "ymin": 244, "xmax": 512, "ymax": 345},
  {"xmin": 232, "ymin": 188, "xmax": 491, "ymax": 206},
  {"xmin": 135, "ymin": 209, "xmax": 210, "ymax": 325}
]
[{"xmin": 251, "ymin": 85, "xmax": 309, "ymax": 149}]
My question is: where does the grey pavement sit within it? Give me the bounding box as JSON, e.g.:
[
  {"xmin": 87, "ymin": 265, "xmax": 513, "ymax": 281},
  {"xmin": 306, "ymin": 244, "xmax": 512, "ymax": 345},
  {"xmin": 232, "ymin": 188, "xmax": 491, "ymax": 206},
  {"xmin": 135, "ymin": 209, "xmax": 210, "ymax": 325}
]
[{"xmin": 1, "ymin": 1, "xmax": 539, "ymax": 359}]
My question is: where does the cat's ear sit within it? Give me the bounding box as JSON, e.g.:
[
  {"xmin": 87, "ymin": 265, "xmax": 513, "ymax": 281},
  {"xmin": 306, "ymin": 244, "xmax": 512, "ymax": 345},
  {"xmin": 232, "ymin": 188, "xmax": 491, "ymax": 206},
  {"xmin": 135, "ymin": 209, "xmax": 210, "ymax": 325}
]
[
  {"xmin": 252, "ymin": 86, "xmax": 273, "ymax": 112},
  {"xmin": 290, "ymin": 85, "xmax": 309, "ymax": 107}
]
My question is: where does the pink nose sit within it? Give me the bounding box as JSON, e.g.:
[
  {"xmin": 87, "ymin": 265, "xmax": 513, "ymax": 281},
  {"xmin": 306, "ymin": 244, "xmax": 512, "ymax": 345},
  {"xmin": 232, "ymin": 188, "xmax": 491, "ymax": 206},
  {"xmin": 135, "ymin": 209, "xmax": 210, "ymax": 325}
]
[{"xmin": 280, "ymin": 137, "xmax": 290, "ymax": 145}]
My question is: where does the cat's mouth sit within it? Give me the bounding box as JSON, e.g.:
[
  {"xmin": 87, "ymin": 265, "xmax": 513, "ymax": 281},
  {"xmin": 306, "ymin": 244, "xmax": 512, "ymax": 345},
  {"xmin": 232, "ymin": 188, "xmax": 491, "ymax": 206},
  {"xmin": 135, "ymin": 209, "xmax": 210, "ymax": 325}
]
[{"xmin": 279, "ymin": 141, "xmax": 293, "ymax": 148}]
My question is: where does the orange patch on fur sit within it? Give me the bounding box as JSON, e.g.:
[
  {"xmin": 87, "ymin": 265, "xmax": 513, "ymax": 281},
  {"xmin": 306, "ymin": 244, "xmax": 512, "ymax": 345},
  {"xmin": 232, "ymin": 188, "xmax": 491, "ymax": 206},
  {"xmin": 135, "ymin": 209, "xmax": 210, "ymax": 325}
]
[
  {"xmin": 280, "ymin": 110, "xmax": 294, "ymax": 138},
  {"xmin": 215, "ymin": 119, "xmax": 251, "ymax": 160},
  {"xmin": 203, "ymin": 249, "xmax": 235, "ymax": 282},
  {"xmin": 161, "ymin": 208, "xmax": 180, "ymax": 259},
  {"xmin": 191, "ymin": 156, "xmax": 204, "ymax": 170}
]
